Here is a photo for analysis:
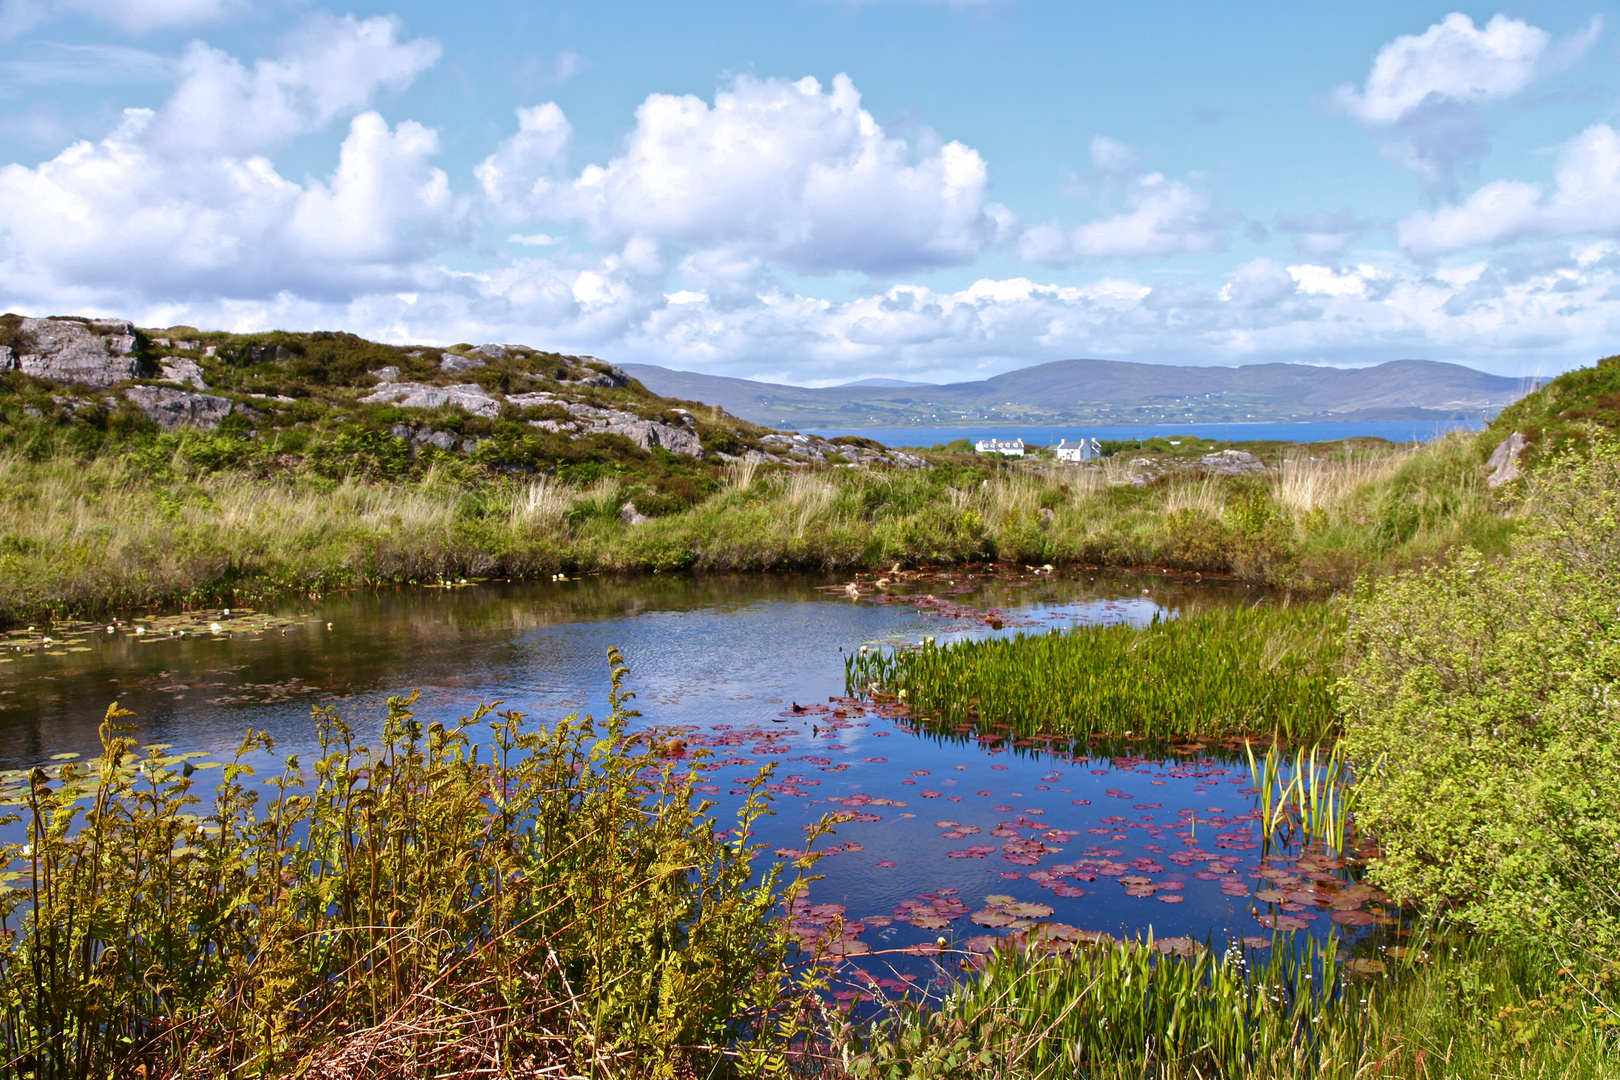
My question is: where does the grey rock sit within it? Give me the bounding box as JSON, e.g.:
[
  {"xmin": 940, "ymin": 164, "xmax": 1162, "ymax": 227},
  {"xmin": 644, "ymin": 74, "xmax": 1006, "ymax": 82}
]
[
  {"xmin": 0, "ymin": 346, "xmax": 14, "ymax": 371},
  {"xmin": 175, "ymin": 339, "xmax": 200, "ymax": 351},
  {"xmin": 568, "ymin": 360, "xmax": 631, "ymax": 388},
  {"xmin": 619, "ymin": 502, "xmax": 652, "ymax": 526},
  {"xmin": 440, "ymin": 354, "xmax": 485, "ymax": 374},
  {"xmin": 158, "ymin": 357, "xmax": 207, "ymax": 389},
  {"xmin": 605, "ymin": 420, "xmax": 705, "ymax": 458},
  {"xmin": 507, "ymin": 391, "xmax": 557, "ymax": 408},
  {"xmin": 459, "ymin": 438, "xmax": 479, "ymax": 454},
  {"xmin": 389, "ymin": 423, "xmax": 413, "ymax": 440},
  {"xmin": 14, "ymin": 317, "xmax": 144, "ymax": 388},
  {"xmin": 124, "ymin": 386, "xmax": 235, "ymax": 430},
  {"xmin": 527, "ymin": 419, "xmax": 575, "ymax": 433},
  {"xmin": 1486, "ymin": 431, "xmax": 1526, "ymax": 489},
  {"xmin": 360, "ymin": 381, "xmax": 501, "ymax": 418},
  {"xmin": 412, "ymin": 429, "xmax": 459, "ymax": 452},
  {"xmin": 1198, "ymin": 449, "xmax": 1267, "ymax": 477},
  {"xmin": 474, "ymin": 343, "xmax": 509, "ymax": 360},
  {"xmin": 370, "ymin": 366, "xmax": 402, "ymax": 383}
]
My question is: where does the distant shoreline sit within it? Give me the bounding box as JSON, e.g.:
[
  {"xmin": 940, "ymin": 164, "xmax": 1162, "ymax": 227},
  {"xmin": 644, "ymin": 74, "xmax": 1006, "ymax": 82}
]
[{"xmin": 805, "ymin": 418, "xmax": 1487, "ymax": 448}]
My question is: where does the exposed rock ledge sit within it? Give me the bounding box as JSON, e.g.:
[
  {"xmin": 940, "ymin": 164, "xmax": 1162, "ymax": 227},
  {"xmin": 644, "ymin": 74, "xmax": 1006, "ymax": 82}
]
[{"xmin": 1, "ymin": 317, "xmax": 145, "ymax": 388}]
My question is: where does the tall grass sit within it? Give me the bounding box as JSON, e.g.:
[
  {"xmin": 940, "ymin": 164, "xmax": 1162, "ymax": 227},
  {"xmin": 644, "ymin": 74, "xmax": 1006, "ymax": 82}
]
[
  {"xmin": 0, "ymin": 431, "xmax": 1510, "ymax": 627},
  {"xmin": 832, "ymin": 928, "xmax": 1620, "ymax": 1079},
  {"xmin": 0, "ymin": 651, "xmax": 810, "ymax": 1077},
  {"xmin": 846, "ymin": 603, "xmax": 1345, "ymax": 744}
]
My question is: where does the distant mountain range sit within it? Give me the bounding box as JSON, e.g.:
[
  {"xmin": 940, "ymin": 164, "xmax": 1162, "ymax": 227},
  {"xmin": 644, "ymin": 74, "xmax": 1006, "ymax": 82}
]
[{"xmin": 622, "ymin": 358, "xmax": 1538, "ymax": 430}]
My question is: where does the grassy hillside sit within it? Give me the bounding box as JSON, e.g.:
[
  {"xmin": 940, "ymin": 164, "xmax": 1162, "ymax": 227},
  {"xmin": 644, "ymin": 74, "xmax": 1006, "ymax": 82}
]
[
  {"xmin": 1483, "ymin": 351, "xmax": 1620, "ymax": 463},
  {"xmin": 0, "ymin": 320, "xmax": 1551, "ymax": 627}
]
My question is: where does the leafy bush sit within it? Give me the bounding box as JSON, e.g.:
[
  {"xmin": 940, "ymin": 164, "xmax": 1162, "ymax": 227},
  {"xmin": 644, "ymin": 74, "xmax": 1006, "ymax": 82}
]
[
  {"xmin": 0, "ymin": 651, "xmax": 803, "ymax": 1077},
  {"xmin": 1342, "ymin": 438, "xmax": 1620, "ymax": 948}
]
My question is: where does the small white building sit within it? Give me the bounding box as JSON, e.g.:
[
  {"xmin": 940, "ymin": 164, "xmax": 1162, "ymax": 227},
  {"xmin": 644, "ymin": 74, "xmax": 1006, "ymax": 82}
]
[
  {"xmin": 1055, "ymin": 437, "xmax": 1103, "ymax": 463},
  {"xmin": 975, "ymin": 437, "xmax": 1025, "ymax": 457}
]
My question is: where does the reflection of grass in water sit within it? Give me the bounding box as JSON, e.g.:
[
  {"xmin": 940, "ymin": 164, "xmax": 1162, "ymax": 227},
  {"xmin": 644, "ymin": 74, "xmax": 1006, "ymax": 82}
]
[{"xmin": 847, "ymin": 602, "xmax": 1344, "ymax": 744}]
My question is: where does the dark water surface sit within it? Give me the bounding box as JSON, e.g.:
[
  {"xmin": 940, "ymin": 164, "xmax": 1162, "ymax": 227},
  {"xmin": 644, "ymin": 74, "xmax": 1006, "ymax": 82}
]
[{"xmin": 0, "ymin": 569, "xmax": 1377, "ymax": 994}]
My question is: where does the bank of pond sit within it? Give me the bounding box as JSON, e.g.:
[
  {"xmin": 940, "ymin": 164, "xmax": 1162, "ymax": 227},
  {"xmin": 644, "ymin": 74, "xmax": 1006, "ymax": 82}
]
[{"xmin": 1, "ymin": 441, "xmax": 1616, "ymax": 1079}]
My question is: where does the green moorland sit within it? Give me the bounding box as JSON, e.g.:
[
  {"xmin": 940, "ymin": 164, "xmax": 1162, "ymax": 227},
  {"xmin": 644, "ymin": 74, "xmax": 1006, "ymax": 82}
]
[{"xmin": 1, "ymin": 321, "xmax": 1568, "ymax": 627}]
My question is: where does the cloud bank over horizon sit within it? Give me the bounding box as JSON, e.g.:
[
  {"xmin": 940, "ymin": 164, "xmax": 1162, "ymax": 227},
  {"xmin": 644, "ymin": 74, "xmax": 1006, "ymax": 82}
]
[{"xmin": 0, "ymin": 6, "xmax": 1617, "ymax": 384}]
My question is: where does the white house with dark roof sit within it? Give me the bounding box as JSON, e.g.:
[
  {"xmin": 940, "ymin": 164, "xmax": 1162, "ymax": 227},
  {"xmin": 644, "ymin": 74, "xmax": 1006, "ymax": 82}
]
[
  {"xmin": 975, "ymin": 437, "xmax": 1025, "ymax": 457},
  {"xmin": 1055, "ymin": 437, "xmax": 1103, "ymax": 462}
]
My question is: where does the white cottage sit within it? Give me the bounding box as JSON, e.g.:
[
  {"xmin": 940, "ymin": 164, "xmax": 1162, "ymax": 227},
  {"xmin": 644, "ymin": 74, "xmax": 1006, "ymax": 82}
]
[
  {"xmin": 1055, "ymin": 437, "xmax": 1103, "ymax": 462},
  {"xmin": 975, "ymin": 437, "xmax": 1025, "ymax": 457}
]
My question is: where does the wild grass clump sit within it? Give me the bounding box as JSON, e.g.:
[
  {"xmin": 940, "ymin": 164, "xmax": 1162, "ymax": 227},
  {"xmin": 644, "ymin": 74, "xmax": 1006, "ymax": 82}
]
[
  {"xmin": 828, "ymin": 929, "xmax": 1620, "ymax": 1079},
  {"xmin": 846, "ymin": 603, "xmax": 1345, "ymax": 744},
  {"xmin": 0, "ymin": 650, "xmax": 809, "ymax": 1078}
]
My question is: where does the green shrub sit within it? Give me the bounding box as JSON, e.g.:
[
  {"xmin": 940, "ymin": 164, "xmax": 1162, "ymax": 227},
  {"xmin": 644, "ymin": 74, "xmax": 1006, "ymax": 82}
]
[
  {"xmin": 1342, "ymin": 438, "xmax": 1620, "ymax": 948},
  {"xmin": 0, "ymin": 651, "xmax": 803, "ymax": 1077}
]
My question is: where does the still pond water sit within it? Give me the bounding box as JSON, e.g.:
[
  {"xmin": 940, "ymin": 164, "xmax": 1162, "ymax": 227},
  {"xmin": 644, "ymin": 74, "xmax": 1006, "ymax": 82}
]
[{"xmin": 0, "ymin": 570, "xmax": 1380, "ymax": 996}]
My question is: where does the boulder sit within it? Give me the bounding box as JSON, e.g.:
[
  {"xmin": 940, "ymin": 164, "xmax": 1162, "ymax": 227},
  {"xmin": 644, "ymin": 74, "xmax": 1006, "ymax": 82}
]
[
  {"xmin": 11, "ymin": 317, "xmax": 144, "ymax": 387},
  {"xmin": 619, "ymin": 502, "xmax": 652, "ymax": 526},
  {"xmin": 124, "ymin": 386, "xmax": 236, "ymax": 430},
  {"xmin": 370, "ymin": 366, "xmax": 402, "ymax": 382},
  {"xmin": 413, "ymin": 429, "xmax": 459, "ymax": 452},
  {"xmin": 158, "ymin": 357, "xmax": 207, "ymax": 389},
  {"xmin": 359, "ymin": 381, "xmax": 501, "ymax": 418},
  {"xmin": 1198, "ymin": 449, "xmax": 1267, "ymax": 477},
  {"xmin": 440, "ymin": 354, "xmax": 485, "ymax": 374},
  {"xmin": 570, "ymin": 360, "xmax": 631, "ymax": 388},
  {"xmin": 1486, "ymin": 431, "xmax": 1526, "ymax": 489},
  {"xmin": 605, "ymin": 419, "xmax": 705, "ymax": 458},
  {"xmin": 473, "ymin": 343, "xmax": 510, "ymax": 360}
]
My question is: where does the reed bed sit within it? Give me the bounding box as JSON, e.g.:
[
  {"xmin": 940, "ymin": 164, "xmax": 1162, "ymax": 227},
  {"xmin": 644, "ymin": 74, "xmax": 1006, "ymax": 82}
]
[
  {"xmin": 833, "ymin": 927, "xmax": 1620, "ymax": 1079},
  {"xmin": 846, "ymin": 603, "xmax": 1346, "ymax": 744},
  {"xmin": 0, "ymin": 651, "xmax": 811, "ymax": 1078}
]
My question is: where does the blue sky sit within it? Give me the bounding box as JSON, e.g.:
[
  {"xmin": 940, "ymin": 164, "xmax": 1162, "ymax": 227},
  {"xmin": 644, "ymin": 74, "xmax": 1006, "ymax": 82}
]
[{"xmin": 1, "ymin": 1, "xmax": 1617, "ymax": 383}]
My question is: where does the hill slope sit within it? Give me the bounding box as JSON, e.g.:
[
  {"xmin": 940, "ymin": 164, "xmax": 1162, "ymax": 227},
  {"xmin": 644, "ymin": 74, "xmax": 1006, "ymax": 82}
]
[{"xmin": 622, "ymin": 357, "xmax": 1533, "ymax": 429}]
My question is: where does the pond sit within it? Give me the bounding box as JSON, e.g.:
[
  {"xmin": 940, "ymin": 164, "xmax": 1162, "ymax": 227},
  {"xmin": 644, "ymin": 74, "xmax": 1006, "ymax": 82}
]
[{"xmin": 0, "ymin": 568, "xmax": 1388, "ymax": 997}]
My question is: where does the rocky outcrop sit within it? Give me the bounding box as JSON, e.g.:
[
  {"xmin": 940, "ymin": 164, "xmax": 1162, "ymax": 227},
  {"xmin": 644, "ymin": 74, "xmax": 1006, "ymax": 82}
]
[
  {"xmin": 124, "ymin": 387, "xmax": 236, "ymax": 430},
  {"xmin": 567, "ymin": 359, "xmax": 631, "ymax": 388},
  {"xmin": 753, "ymin": 432, "xmax": 925, "ymax": 469},
  {"xmin": 5, "ymin": 317, "xmax": 145, "ymax": 387},
  {"xmin": 440, "ymin": 353, "xmax": 484, "ymax": 374},
  {"xmin": 1198, "ymin": 449, "xmax": 1267, "ymax": 477},
  {"xmin": 619, "ymin": 502, "xmax": 651, "ymax": 525},
  {"xmin": 369, "ymin": 366, "xmax": 401, "ymax": 382},
  {"xmin": 517, "ymin": 400, "xmax": 706, "ymax": 458},
  {"xmin": 359, "ymin": 381, "xmax": 502, "ymax": 418},
  {"xmin": 158, "ymin": 357, "xmax": 207, "ymax": 389},
  {"xmin": 1486, "ymin": 431, "xmax": 1526, "ymax": 488}
]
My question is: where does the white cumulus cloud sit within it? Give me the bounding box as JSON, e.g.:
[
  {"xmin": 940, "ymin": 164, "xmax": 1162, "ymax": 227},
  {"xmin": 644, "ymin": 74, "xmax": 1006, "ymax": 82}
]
[
  {"xmin": 1017, "ymin": 139, "xmax": 1232, "ymax": 265},
  {"xmin": 1398, "ymin": 124, "xmax": 1620, "ymax": 257},
  {"xmin": 0, "ymin": 15, "xmax": 459, "ymax": 304},
  {"xmin": 1333, "ymin": 13, "xmax": 1601, "ymax": 191},
  {"xmin": 477, "ymin": 73, "xmax": 1012, "ymax": 277}
]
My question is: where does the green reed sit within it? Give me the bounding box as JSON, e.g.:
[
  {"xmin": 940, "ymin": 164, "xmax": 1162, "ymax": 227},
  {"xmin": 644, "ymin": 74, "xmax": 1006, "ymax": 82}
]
[
  {"xmin": 0, "ymin": 649, "xmax": 815, "ymax": 1079},
  {"xmin": 1246, "ymin": 740, "xmax": 1361, "ymax": 853},
  {"xmin": 830, "ymin": 926, "xmax": 1620, "ymax": 1079},
  {"xmin": 846, "ymin": 603, "xmax": 1344, "ymax": 744}
]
